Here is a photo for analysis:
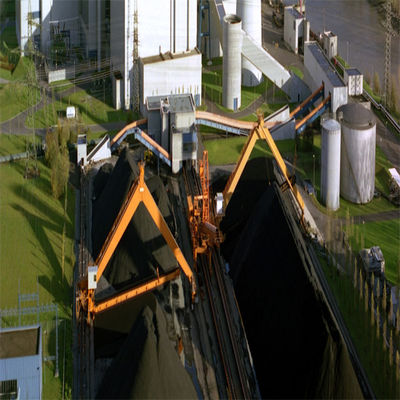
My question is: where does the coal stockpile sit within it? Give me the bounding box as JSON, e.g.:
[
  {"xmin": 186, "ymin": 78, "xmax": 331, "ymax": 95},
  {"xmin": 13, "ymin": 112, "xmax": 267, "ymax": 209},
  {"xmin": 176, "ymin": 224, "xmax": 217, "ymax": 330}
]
[
  {"xmin": 95, "ymin": 294, "xmax": 197, "ymax": 399},
  {"xmin": 221, "ymin": 157, "xmax": 363, "ymax": 398},
  {"xmin": 92, "ymin": 148, "xmax": 177, "ymax": 291}
]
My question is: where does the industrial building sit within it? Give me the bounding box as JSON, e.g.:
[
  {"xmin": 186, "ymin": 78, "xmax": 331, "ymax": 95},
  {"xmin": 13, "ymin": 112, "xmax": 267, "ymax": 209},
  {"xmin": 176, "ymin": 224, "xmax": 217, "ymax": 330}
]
[
  {"xmin": 0, "ymin": 326, "xmax": 42, "ymax": 400},
  {"xmin": 110, "ymin": 0, "xmax": 201, "ymax": 112},
  {"xmin": 146, "ymin": 94, "xmax": 198, "ymax": 173},
  {"xmin": 15, "ymin": 0, "xmax": 104, "ymax": 60},
  {"xmin": 304, "ymin": 41, "xmax": 348, "ymax": 112},
  {"xmin": 283, "ymin": 6, "xmax": 310, "ymax": 55}
]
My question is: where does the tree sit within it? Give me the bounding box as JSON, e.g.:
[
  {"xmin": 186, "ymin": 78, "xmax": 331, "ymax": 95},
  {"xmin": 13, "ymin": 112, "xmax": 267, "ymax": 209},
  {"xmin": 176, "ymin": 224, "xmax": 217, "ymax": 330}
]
[
  {"xmin": 373, "ymin": 72, "xmax": 381, "ymax": 96},
  {"xmin": 51, "ymin": 149, "xmax": 69, "ymax": 199},
  {"xmin": 45, "ymin": 125, "xmax": 70, "ymax": 199}
]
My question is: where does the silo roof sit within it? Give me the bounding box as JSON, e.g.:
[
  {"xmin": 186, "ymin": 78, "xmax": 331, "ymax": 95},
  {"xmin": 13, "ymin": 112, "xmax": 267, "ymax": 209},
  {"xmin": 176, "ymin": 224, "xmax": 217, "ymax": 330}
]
[
  {"xmin": 337, "ymin": 103, "xmax": 376, "ymax": 129},
  {"xmin": 322, "ymin": 119, "xmax": 340, "ymax": 131}
]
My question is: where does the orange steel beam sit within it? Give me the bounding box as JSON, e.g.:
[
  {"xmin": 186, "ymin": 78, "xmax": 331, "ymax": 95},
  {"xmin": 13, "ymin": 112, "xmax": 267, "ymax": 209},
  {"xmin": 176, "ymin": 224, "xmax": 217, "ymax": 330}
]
[
  {"xmin": 195, "ymin": 111, "xmax": 280, "ymax": 131},
  {"xmin": 222, "ymin": 120, "xmax": 305, "ymax": 217},
  {"xmin": 290, "ymin": 83, "xmax": 324, "ymax": 118},
  {"xmin": 110, "ymin": 118, "xmax": 148, "ymax": 146},
  {"xmin": 89, "ymin": 163, "xmax": 196, "ymax": 311},
  {"xmin": 136, "ymin": 130, "xmax": 171, "ymax": 161},
  {"xmin": 92, "ymin": 268, "xmax": 181, "ymax": 314},
  {"xmin": 257, "ymin": 124, "xmax": 305, "ymax": 217},
  {"xmin": 295, "ymin": 95, "xmax": 331, "ymax": 131}
]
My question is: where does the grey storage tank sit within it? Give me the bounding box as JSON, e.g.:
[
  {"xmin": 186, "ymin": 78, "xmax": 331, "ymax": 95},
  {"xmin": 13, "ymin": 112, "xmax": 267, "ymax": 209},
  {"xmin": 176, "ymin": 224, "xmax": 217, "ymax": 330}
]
[
  {"xmin": 338, "ymin": 103, "xmax": 376, "ymax": 204},
  {"xmin": 222, "ymin": 14, "xmax": 243, "ymax": 111},
  {"xmin": 321, "ymin": 118, "xmax": 341, "ymax": 211}
]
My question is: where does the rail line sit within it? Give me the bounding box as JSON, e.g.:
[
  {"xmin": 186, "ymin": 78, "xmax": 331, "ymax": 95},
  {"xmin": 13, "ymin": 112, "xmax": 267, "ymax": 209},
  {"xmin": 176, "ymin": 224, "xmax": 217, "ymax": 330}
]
[
  {"xmin": 76, "ymin": 168, "xmax": 91, "ymax": 399},
  {"xmin": 183, "ymin": 163, "xmax": 251, "ymax": 399}
]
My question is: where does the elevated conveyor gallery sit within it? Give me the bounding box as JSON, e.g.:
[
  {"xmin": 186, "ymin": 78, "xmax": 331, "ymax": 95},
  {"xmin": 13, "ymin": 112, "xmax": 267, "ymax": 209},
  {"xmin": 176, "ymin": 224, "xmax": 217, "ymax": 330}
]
[{"xmin": 295, "ymin": 95, "xmax": 331, "ymax": 134}]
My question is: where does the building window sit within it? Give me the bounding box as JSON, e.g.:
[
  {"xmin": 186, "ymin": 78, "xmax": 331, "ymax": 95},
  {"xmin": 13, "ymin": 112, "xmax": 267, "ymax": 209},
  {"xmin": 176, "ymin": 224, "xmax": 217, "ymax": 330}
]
[{"xmin": 0, "ymin": 380, "xmax": 18, "ymax": 400}]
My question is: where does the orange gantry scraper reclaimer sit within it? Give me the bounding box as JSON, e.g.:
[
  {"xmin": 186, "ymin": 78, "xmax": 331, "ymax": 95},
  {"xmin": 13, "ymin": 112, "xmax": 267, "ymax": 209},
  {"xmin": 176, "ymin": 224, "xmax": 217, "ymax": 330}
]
[{"xmin": 76, "ymin": 162, "xmax": 196, "ymax": 323}]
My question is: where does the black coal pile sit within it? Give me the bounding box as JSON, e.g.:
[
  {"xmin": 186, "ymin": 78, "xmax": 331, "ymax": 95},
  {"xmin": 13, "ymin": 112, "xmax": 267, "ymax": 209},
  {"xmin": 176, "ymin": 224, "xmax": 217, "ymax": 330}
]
[
  {"xmin": 96, "ymin": 294, "xmax": 197, "ymax": 399},
  {"xmin": 221, "ymin": 157, "xmax": 363, "ymax": 398},
  {"xmin": 92, "ymin": 148, "xmax": 177, "ymax": 291},
  {"xmin": 93, "ymin": 162, "xmax": 114, "ymax": 201}
]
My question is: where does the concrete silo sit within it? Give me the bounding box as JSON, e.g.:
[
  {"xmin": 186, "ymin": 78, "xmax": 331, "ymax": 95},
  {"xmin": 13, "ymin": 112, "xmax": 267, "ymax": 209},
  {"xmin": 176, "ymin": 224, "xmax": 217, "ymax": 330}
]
[
  {"xmin": 321, "ymin": 119, "xmax": 341, "ymax": 211},
  {"xmin": 338, "ymin": 103, "xmax": 376, "ymax": 204},
  {"xmin": 222, "ymin": 14, "xmax": 243, "ymax": 111},
  {"xmin": 236, "ymin": 0, "xmax": 262, "ymax": 86}
]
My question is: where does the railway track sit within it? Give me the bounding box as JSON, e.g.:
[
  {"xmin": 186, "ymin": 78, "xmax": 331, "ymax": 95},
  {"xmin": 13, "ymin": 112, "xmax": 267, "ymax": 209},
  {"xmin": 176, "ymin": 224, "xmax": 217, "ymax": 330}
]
[
  {"xmin": 75, "ymin": 168, "xmax": 91, "ymax": 399},
  {"xmin": 183, "ymin": 163, "xmax": 252, "ymax": 399}
]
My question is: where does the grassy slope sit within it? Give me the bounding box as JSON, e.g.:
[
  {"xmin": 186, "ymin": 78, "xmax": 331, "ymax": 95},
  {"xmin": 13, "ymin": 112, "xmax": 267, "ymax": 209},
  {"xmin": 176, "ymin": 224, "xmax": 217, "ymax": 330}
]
[
  {"xmin": 0, "ymin": 82, "xmax": 40, "ymax": 122},
  {"xmin": 26, "ymin": 89, "xmax": 127, "ymax": 128},
  {"xmin": 0, "ymin": 159, "xmax": 75, "ymax": 398},
  {"xmin": 0, "ymin": 134, "xmax": 41, "ymax": 156},
  {"xmin": 0, "ymin": 159, "xmax": 75, "ymax": 311}
]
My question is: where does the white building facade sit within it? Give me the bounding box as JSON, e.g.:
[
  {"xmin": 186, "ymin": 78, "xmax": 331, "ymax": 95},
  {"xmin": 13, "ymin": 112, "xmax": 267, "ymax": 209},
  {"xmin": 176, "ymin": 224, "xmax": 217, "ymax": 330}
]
[{"xmin": 110, "ymin": 0, "xmax": 201, "ymax": 111}]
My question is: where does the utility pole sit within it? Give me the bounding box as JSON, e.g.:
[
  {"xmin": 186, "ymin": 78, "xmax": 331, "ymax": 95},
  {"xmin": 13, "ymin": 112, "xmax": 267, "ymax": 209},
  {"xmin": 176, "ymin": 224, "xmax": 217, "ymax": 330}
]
[
  {"xmin": 132, "ymin": 0, "xmax": 139, "ymax": 114},
  {"xmin": 383, "ymin": 0, "xmax": 399, "ymax": 107}
]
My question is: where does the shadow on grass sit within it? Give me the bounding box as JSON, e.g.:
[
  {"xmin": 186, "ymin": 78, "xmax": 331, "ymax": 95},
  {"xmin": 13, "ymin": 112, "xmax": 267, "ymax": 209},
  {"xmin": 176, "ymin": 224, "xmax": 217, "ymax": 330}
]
[{"xmin": 9, "ymin": 180, "xmax": 74, "ymax": 313}]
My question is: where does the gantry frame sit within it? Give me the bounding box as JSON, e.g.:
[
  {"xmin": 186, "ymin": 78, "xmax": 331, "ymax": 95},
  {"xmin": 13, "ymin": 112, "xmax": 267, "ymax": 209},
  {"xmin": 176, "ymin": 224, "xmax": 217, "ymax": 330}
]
[
  {"xmin": 78, "ymin": 163, "xmax": 196, "ymax": 321},
  {"xmin": 222, "ymin": 118, "xmax": 305, "ymax": 219}
]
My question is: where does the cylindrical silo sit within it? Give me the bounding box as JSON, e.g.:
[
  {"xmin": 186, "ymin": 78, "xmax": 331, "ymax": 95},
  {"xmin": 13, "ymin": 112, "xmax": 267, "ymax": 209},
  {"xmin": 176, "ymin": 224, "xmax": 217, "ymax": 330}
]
[
  {"xmin": 236, "ymin": 0, "xmax": 262, "ymax": 86},
  {"xmin": 223, "ymin": 14, "xmax": 243, "ymax": 111},
  {"xmin": 338, "ymin": 103, "xmax": 376, "ymax": 204},
  {"xmin": 321, "ymin": 119, "xmax": 341, "ymax": 211}
]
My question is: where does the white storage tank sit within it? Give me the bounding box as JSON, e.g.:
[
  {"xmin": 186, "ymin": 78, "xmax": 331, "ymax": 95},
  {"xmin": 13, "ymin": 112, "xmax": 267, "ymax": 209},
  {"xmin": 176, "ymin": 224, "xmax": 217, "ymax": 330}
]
[
  {"xmin": 222, "ymin": 14, "xmax": 243, "ymax": 111},
  {"xmin": 321, "ymin": 119, "xmax": 341, "ymax": 211},
  {"xmin": 338, "ymin": 103, "xmax": 376, "ymax": 204},
  {"xmin": 236, "ymin": 0, "xmax": 262, "ymax": 86}
]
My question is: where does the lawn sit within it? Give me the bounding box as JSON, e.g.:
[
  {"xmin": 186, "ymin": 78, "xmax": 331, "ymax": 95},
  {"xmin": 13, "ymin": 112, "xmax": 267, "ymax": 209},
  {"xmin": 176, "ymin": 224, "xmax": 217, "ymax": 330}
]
[
  {"xmin": 0, "ymin": 56, "xmax": 35, "ymax": 82},
  {"xmin": 0, "ymin": 158, "xmax": 75, "ymax": 398},
  {"xmin": 0, "ymin": 159, "xmax": 75, "ymax": 311},
  {"xmin": 239, "ymin": 103, "xmax": 288, "ymax": 122},
  {"xmin": 0, "ymin": 134, "xmax": 42, "ymax": 156},
  {"xmin": 26, "ymin": 89, "xmax": 128, "ymax": 128},
  {"xmin": 346, "ymin": 219, "xmax": 400, "ymax": 285},
  {"xmin": 288, "ymin": 65, "xmax": 304, "ymax": 79},
  {"xmin": 318, "ymin": 251, "xmax": 397, "ymax": 399},
  {"xmin": 0, "ymin": 81, "xmax": 40, "ymax": 122},
  {"xmin": 204, "ymin": 135, "xmax": 295, "ymax": 165}
]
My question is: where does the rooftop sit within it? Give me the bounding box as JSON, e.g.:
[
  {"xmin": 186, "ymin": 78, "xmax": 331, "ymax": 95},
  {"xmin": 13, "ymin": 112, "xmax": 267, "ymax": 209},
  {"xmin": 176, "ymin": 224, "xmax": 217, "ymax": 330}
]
[
  {"xmin": 0, "ymin": 327, "xmax": 40, "ymax": 359},
  {"xmin": 307, "ymin": 42, "xmax": 345, "ymax": 88},
  {"xmin": 287, "ymin": 6, "xmax": 303, "ymax": 20},
  {"xmin": 141, "ymin": 48, "xmax": 200, "ymax": 65},
  {"xmin": 346, "ymin": 68, "xmax": 362, "ymax": 76},
  {"xmin": 146, "ymin": 94, "xmax": 195, "ymax": 113}
]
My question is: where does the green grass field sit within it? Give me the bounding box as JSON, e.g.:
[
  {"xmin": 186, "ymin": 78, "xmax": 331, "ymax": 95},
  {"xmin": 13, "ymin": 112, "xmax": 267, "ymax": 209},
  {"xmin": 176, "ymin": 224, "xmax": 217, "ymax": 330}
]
[
  {"xmin": 0, "ymin": 159, "xmax": 75, "ymax": 311},
  {"xmin": 26, "ymin": 89, "xmax": 128, "ymax": 128},
  {"xmin": 0, "ymin": 134, "xmax": 42, "ymax": 156},
  {"xmin": 203, "ymin": 135, "xmax": 295, "ymax": 165},
  {"xmin": 0, "ymin": 56, "xmax": 35, "ymax": 82},
  {"xmin": 346, "ymin": 219, "xmax": 400, "ymax": 285},
  {"xmin": 0, "ymin": 158, "xmax": 75, "ymax": 398},
  {"xmin": 0, "ymin": 82, "xmax": 40, "ymax": 122}
]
